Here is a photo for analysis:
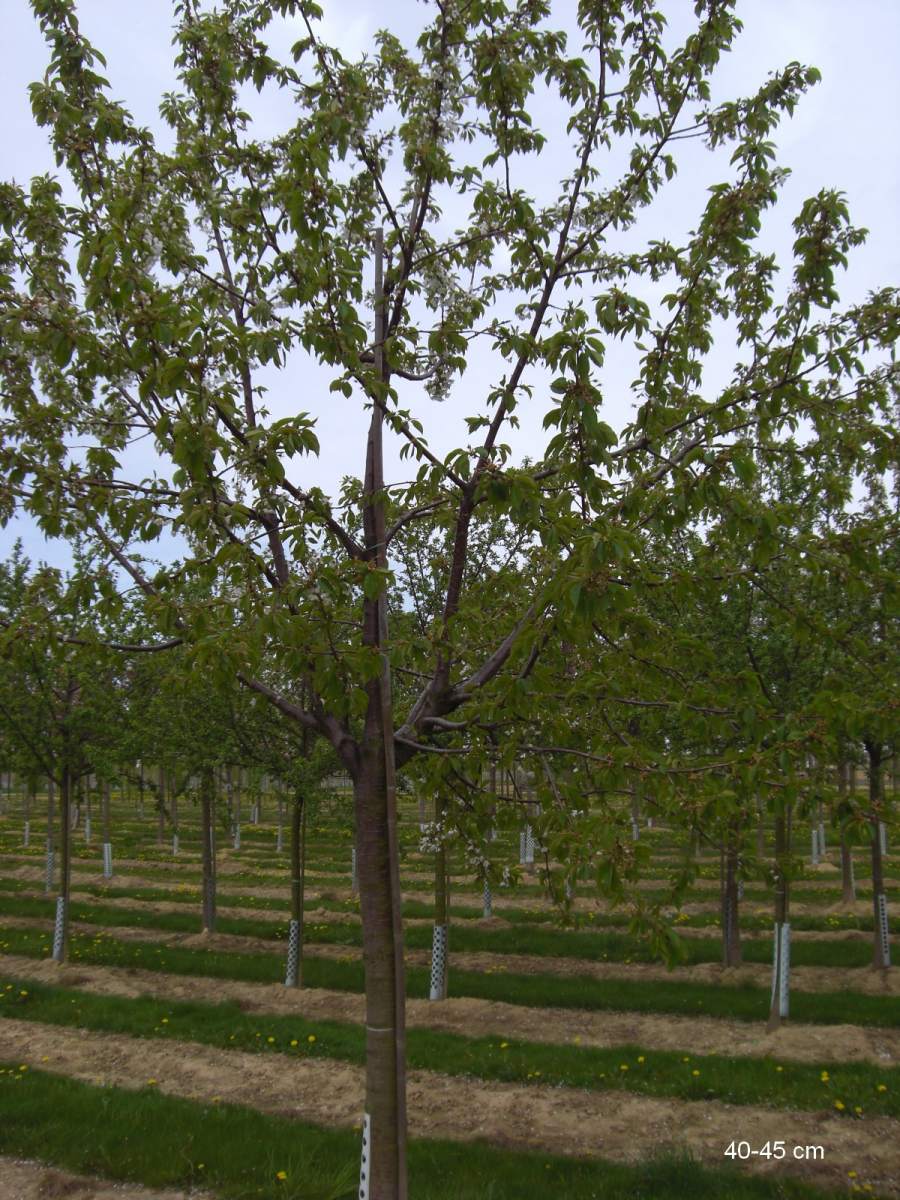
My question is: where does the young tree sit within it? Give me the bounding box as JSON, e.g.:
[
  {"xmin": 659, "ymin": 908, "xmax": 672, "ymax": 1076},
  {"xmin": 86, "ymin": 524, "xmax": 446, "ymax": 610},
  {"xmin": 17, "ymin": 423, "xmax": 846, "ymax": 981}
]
[{"xmin": 1, "ymin": 2, "xmax": 897, "ymax": 1193}]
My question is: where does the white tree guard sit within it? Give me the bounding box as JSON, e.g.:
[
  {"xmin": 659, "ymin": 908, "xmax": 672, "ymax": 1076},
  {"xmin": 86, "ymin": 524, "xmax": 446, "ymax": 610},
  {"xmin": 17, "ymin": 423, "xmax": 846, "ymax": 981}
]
[
  {"xmin": 770, "ymin": 922, "xmax": 791, "ymax": 1018},
  {"xmin": 84, "ymin": 815, "xmax": 92, "ymax": 843},
  {"xmin": 358, "ymin": 1112, "xmax": 371, "ymax": 1200},
  {"xmin": 285, "ymin": 918, "xmax": 301, "ymax": 987},
  {"xmin": 233, "ymin": 825, "xmax": 241, "ymax": 851},
  {"xmin": 429, "ymin": 923, "xmax": 448, "ymax": 1001},
  {"xmin": 102, "ymin": 842, "xmax": 113, "ymax": 878},
  {"xmin": 818, "ymin": 821, "xmax": 826, "ymax": 856},
  {"xmin": 351, "ymin": 847, "xmax": 359, "ymax": 894},
  {"xmin": 482, "ymin": 879, "xmax": 492, "ymax": 919},
  {"xmin": 736, "ymin": 879, "xmax": 744, "ymax": 901},
  {"xmin": 276, "ymin": 825, "xmax": 283, "ymax": 853},
  {"xmin": 879, "ymin": 822, "xmax": 888, "ymax": 856},
  {"xmin": 52, "ymin": 896, "xmax": 67, "ymax": 961},
  {"xmin": 877, "ymin": 893, "xmax": 891, "ymax": 968},
  {"xmin": 172, "ymin": 833, "xmax": 179, "ymax": 856},
  {"xmin": 631, "ymin": 818, "xmax": 639, "ymax": 841},
  {"xmin": 251, "ymin": 802, "xmax": 260, "ymax": 824},
  {"xmin": 646, "ymin": 817, "xmax": 653, "ymax": 828},
  {"xmin": 565, "ymin": 879, "xmax": 574, "ymax": 901},
  {"xmin": 523, "ymin": 825, "xmax": 534, "ymax": 864},
  {"xmin": 23, "ymin": 820, "xmax": 30, "ymax": 848},
  {"xmin": 44, "ymin": 845, "xmax": 54, "ymax": 894}
]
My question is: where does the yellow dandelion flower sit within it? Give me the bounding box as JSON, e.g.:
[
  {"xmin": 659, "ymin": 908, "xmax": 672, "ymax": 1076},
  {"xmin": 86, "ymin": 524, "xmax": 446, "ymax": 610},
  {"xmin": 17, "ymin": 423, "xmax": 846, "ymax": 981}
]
[
  {"xmin": 834, "ymin": 1100, "xmax": 845, "ymax": 1111},
  {"xmin": 276, "ymin": 1170, "xmax": 287, "ymax": 1181},
  {"xmin": 307, "ymin": 1034, "xmax": 316, "ymax": 1043}
]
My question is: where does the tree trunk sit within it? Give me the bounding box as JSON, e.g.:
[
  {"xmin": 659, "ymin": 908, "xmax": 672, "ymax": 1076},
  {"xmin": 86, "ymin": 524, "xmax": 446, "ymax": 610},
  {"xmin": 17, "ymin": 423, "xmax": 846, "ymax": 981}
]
[
  {"xmin": 44, "ymin": 777, "xmax": 55, "ymax": 894},
  {"xmin": 52, "ymin": 765, "xmax": 72, "ymax": 963},
  {"xmin": 23, "ymin": 777, "xmax": 32, "ymax": 847},
  {"xmin": 429, "ymin": 792, "xmax": 449, "ymax": 1001},
  {"xmin": 354, "ymin": 225, "xmax": 407, "ymax": 1200},
  {"xmin": 157, "ymin": 766, "xmax": 166, "ymax": 845},
  {"xmin": 102, "ymin": 780, "xmax": 113, "ymax": 878},
  {"xmin": 84, "ymin": 775, "xmax": 92, "ymax": 843},
  {"xmin": 837, "ymin": 759, "xmax": 856, "ymax": 905},
  {"xmin": 285, "ymin": 792, "xmax": 306, "ymax": 987},
  {"xmin": 866, "ymin": 743, "xmax": 891, "ymax": 971},
  {"xmin": 767, "ymin": 804, "xmax": 791, "ymax": 1029},
  {"xmin": 755, "ymin": 795, "xmax": 765, "ymax": 858},
  {"xmin": 170, "ymin": 774, "xmax": 179, "ymax": 855},
  {"xmin": 721, "ymin": 819, "xmax": 742, "ymax": 967},
  {"xmin": 200, "ymin": 766, "xmax": 217, "ymax": 934}
]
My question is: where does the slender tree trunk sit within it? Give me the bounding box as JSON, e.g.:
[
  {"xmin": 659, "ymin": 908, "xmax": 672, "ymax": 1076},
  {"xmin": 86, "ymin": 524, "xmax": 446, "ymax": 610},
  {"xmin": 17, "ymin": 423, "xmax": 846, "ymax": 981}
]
[
  {"xmin": 52, "ymin": 765, "xmax": 72, "ymax": 963},
  {"xmin": 157, "ymin": 766, "xmax": 166, "ymax": 845},
  {"xmin": 767, "ymin": 805, "xmax": 792, "ymax": 1029},
  {"xmin": 102, "ymin": 780, "xmax": 113, "ymax": 878},
  {"xmin": 756, "ymin": 795, "xmax": 765, "ymax": 858},
  {"xmin": 23, "ymin": 778, "xmax": 32, "ymax": 847},
  {"xmin": 170, "ymin": 774, "xmax": 179, "ymax": 855},
  {"xmin": 84, "ymin": 775, "xmax": 93, "ymax": 842},
  {"xmin": 276, "ymin": 785, "xmax": 284, "ymax": 853},
  {"xmin": 285, "ymin": 792, "xmax": 306, "ymax": 987},
  {"xmin": 630, "ymin": 784, "xmax": 640, "ymax": 842},
  {"xmin": 354, "ymin": 226, "xmax": 407, "ymax": 1200},
  {"xmin": 44, "ymin": 777, "xmax": 55, "ymax": 894},
  {"xmin": 429, "ymin": 793, "xmax": 449, "ymax": 1001},
  {"xmin": 721, "ymin": 818, "xmax": 742, "ymax": 967},
  {"xmin": 838, "ymin": 759, "xmax": 856, "ymax": 905},
  {"xmin": 200, "ymin": 766, "xmax": 217, "ymax": 934},
  {"xmin": 866, "ymin": 743, "xmax": 891, "ymax": 971}
]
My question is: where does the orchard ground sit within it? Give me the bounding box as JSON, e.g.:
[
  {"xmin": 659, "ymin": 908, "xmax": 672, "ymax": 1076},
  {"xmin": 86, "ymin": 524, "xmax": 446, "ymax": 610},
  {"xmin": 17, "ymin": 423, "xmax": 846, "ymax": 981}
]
[{"xmin": 0, "ymin": 785, "xmax": 896, "ymax": 1200}]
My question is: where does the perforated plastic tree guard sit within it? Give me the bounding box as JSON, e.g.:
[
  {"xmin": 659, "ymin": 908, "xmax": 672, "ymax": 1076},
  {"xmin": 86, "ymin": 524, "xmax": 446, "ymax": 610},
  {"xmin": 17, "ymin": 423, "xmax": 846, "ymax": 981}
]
[
  {"xmin": 482, "ymin": 879, "xmax": 492, "ymax": 918},
  {"xmin": 877, "ymin": 893, "xmax": 891, "ymax": 967},
  {"xmin": 285, "ymin": 918, "xmax": 301, "ymax": 986},
  {"xmin": 102, "ymin": 842, "xmax": 113, "ymax": 878},
  {"xmin": 358, "ymin": 1112, "xmax": 371, "ymax": 1200},
  {"xmin": 52, "ymin": 896, "xmax": 66, "ymax": 962},
  {"xmin": 429, "ymin": 924, "xmax": 448, "ymax": 1001}
]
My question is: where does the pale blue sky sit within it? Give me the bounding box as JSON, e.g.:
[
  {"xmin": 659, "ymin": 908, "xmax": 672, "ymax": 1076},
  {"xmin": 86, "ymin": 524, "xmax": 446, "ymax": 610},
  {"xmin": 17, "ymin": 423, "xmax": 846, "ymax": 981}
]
[{"xmin": 2, "ymin": 1, "xmax": 898, "ymax": 570}]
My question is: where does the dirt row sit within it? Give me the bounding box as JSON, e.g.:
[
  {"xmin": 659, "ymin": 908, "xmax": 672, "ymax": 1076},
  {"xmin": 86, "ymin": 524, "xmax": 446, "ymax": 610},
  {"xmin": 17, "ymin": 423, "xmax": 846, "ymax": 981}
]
[
  {"xmin": 5, "ymin": 861, "xmax": 892, "ymax": 924},
  {"xmin": 2, "ymin": 1018, "xmax": 897, "ymax": 1196},
  {"xmin": 7, "ymin": 884, "xmax": 883, "ymax": 947},
  {"xmin": 4, "ymin": 849, "xmax": 895, "ymax": 895},
  {"xmin": 1, "ymin": 913, "xmax": 897, "ymax": 1000},
  {"xmin": 0, "ymin": 1157, "xmax": 204, "ymax": 1200},
  {"xmin": 3, "ymin": 953, "xmax": 898, "ymax": 1067}
]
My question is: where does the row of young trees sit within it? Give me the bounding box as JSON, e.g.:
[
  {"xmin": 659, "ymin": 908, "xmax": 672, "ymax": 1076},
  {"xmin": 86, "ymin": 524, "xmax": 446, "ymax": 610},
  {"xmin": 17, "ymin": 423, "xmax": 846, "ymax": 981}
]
[{"xmin": 1, "ymin": 0, "xmax": 897, "ymax": 1194}]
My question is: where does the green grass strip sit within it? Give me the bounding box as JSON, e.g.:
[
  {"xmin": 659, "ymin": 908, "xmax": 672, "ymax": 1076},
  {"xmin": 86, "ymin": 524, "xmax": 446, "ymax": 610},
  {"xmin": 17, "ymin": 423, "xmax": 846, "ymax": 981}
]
[
  {"xmin": 2, "ymin": 975, "xmax": 898, "ymax": 1119},
  {"xmin": 0, "ymin": 1062, "xmax": 845, "ymax": 1200},
  {"xmin": 1, "ymin": 924, "xmax": 898, "ymax": 1029},
  {"xmin": 0, "ymin": 894, "xmax": 884, "ymax": 970}
]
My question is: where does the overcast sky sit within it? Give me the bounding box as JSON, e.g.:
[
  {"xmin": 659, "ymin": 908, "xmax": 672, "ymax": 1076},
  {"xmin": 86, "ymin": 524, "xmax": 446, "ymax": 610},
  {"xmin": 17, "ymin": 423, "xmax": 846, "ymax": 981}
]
[{"xmin": 2, "ymin": 0, "xmax": 898, "ymax": 571}]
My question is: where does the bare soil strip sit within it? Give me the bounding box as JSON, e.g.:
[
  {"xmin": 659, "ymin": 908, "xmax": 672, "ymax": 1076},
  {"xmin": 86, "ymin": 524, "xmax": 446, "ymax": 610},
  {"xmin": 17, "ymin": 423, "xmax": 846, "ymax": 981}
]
[
  {"xmin": 7, "ymin": 886, "xmax": 879, "ymax": 945},
  {"xmin": 0, "ymin": 1156, "xmax": 207, "ymax": 1200},
  {"xmin": 3, "ymin": 953, "xmax": 898, "ymax": 1067},
  {"xmin": 1, "ymin": 1019, "xmax": 897, "ymax": 1196},
  {"xmin": 2, "ymin": 914, "xmax": 896, "ymax": 997},
  {"xmin": 4, "ymin": 852, "xmax": 893, "ymax": 894}
]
